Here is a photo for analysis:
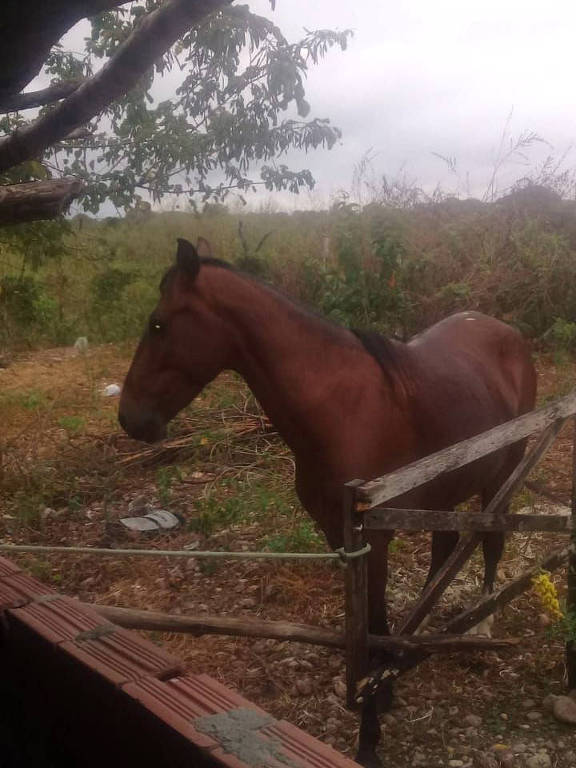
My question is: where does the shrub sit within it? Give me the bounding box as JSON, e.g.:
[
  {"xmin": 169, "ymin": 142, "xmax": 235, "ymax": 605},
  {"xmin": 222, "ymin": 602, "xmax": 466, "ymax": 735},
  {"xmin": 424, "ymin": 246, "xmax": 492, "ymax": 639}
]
[{"xmin": 0, "ymin": 275, "xmax": 56, "ymax": 348}]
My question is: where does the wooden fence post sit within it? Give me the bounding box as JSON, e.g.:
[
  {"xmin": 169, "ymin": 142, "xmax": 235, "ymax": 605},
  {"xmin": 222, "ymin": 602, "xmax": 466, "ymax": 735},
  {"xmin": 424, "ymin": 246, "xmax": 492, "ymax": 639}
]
[
  {"xmin": 567, "ymin": 417, "xmax": 576, "ymax": 689},
  {"xmin": 343, "ymin": 479, "xmax": 369, "ymax": 710}
]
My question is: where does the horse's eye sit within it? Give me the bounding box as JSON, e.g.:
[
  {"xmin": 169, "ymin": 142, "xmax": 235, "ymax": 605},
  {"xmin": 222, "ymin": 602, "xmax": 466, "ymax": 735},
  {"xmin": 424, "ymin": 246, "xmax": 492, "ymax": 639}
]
[{"xmin": 150, "ymin": 320, "xmax": 163, "ymax": 334}]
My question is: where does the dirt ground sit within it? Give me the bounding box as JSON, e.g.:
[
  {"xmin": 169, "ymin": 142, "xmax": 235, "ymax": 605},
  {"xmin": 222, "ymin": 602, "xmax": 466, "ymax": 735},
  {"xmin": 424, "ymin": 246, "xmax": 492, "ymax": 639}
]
[{"xmin": 1, "ymin": 344, "xmax": 576, "ymax": 768}]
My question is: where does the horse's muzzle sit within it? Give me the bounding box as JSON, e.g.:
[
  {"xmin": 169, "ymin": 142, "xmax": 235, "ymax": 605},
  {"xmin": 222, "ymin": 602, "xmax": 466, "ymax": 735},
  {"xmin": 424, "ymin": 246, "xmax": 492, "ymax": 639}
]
[{"xmin": 118, "ymin": 401, "xmax": 167, "ymax": 443}]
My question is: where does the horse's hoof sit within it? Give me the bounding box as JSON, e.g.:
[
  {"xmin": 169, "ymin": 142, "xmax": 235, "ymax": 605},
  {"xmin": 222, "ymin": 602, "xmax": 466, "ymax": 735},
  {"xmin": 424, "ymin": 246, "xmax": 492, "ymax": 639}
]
[
  {"xmin": 413, "ymin": 613, "xmax": 432, "ymax": 636},
  {"xmin": 466, "ymin": 613, "xmax": 494, "ymax": 638},
  {"xmin": 355, "ymin": 751, "xmax": 383, "ymax": 768}
]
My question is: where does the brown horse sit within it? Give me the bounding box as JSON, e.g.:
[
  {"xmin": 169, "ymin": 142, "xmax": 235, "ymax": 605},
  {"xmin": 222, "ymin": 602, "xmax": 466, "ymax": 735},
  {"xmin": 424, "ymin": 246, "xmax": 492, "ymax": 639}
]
[{"xmin": 119, "ymin": 238, "xmax": 536, "ymax": 767}]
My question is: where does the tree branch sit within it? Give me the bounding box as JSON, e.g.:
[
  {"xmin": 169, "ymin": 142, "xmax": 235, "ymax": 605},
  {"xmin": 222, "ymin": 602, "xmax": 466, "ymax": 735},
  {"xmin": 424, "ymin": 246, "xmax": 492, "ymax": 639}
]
[
  {"xmin": 0, "ymin": 81, "xmax": 84, "ymax": 114},
  {"xmin": 0, "ymin": 178, "xmax": 83, "ymax": 226},
  {"xmin": 0, "ymin": 0, "xmax": 233, "ymax": 175},
  {"xmin": 0, "ymin": 1, "xmax": 134, "ymax": 98},
  {"xmin": 91, "ymin": 604, "xmax": 519, "ymax": 653},
  {"xmin": 61, "ymin": 127, "xmax": 94, "ymax": 142}
]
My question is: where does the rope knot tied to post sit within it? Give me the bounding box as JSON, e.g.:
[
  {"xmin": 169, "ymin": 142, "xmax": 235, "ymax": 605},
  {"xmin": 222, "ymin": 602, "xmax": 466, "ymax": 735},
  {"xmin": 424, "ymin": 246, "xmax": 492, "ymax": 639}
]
[{"xmin": 335, "ymin": 543, "xmax": 372, "ymax": 565}]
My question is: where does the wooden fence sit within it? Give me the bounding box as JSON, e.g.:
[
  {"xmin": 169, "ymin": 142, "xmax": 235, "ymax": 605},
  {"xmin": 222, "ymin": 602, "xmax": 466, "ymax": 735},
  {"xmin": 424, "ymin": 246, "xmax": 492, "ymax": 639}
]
[{"xmin": 343, "ymin": 390, "xmax": 576, "ymax": 709}]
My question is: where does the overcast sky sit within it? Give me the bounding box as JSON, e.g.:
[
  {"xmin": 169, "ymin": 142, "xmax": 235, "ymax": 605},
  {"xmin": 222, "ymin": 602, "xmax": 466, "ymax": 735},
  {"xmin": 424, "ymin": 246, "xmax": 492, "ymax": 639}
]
[
  {"xmin": 241, "ymin": 0, "xmax": 576, "ymax": 206},
  {"xmin": 54, "ymin": 0, "xmax": 576, "ymax": 210}
]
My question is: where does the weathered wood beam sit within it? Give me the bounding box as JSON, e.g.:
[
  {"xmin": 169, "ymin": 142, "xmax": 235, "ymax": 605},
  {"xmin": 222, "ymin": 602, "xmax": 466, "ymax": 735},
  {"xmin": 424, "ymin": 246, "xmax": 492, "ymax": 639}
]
[
  {"xmin": 525, "ymin": 479, "xmax": 569, "ymax": 506},
  {"xmin": 343, "ymin": 480, "xmax": 369, "ymax": 709},
  {"xmin": 359, "ymin": 393, "xmax": 576, "ymax": 509},
  {"xmin": 365, "ymin": 509, "xmax": 571, "ymax": 532},
  {"xmin": 90, "ymin": 603, "xmax": 519, "ymax": 653},
  {"xmin": 356, "ymin": 545, "xmax": 570, "ymax": 701},
  {"xmin": 444, "ymin": 545, "xmax": 570, "ymax": 635},
  {"xmin": 0, "ymin": 0, "xmax": 232, "ymax": 175},
  {"xmin": 0, "ymin": 178, "xmax": 83, "ymax": 225},
  {"xmin": 398, "ymin": 534, "xmax": 481, "ymax": 637},
  {"xmin": 0, "ymin": 81, "xmax": 83, "ymax": 114},
  {"xmin": 483, "ymin": 419, "xmax": 565, "ymax": 519},
  {"xmin": 393, "ymin": 420, "xmax": 564, "ymax": 637}
]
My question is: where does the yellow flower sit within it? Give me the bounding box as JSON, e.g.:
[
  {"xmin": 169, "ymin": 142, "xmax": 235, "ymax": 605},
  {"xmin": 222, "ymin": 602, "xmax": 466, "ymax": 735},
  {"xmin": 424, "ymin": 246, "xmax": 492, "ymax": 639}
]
[{"xmin": 532, "ymin": 571, "xmax": 563, "ymax": 621}]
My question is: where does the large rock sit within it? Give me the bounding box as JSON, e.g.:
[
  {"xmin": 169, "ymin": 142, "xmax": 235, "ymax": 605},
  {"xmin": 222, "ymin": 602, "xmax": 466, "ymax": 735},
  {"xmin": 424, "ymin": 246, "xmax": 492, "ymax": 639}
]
[
  {"xmin": 525, "ymin": 753, "xmax": 551, "ymax": 768},
  {"xmin": 552, "ymin": 695, "xmax": 576, "ymax": 725}
]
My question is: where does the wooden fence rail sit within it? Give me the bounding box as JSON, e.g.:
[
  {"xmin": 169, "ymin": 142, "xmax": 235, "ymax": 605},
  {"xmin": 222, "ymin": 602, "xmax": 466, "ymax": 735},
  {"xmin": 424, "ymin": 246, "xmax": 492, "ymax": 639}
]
[
  {"xmin": 344, "ymin": 389, "xmax": 576, "ymax": 708},
  {"xmin": 357, "ymin": 391, "xmax": 576, "ymax": 509},
  {"xmin": 365, "ymin": 509, "xmax": 571, "ymax": 532}
]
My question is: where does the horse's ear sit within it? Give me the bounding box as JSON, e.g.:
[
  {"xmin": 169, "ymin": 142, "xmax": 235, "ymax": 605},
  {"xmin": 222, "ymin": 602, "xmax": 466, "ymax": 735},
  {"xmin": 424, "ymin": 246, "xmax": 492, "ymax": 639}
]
[
  {"xmin": 176, "ymin": 238, "xmax": 200, "ymax": 280},
  {"xmin": 196, "ymin": 237, "xmax": 213, "ymax": 259}
]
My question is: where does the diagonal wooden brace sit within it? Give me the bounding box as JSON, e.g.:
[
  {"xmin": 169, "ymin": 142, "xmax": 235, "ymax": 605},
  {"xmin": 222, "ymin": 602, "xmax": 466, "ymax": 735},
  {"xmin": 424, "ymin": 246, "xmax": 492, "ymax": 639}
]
[
  {"xmin": 356, "ymin": 544, "xmax": 571, "ymax": 702},
  {"xmin": 356, "ymin": 418, "xmax": 566, "ymax": 703},
  {"xmin": 398, "ymin": 418, "xmax": 566, "ymax": 637}
]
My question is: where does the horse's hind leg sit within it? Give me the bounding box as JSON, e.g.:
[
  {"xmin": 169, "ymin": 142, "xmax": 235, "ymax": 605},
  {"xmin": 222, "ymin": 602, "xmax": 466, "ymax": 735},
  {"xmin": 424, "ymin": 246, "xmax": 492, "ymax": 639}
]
[
  {"xmin": 425, "ymin": 529, "xmax": 460, "ymax": 586},
  {"xmin": 469, "ymin": 482, "xmax": 511, "ymax": 636},
  {"xmin": 482, "ymin": 527, "xmax": 506, "ymax": 594},
  {"xmin": 466, "ymin": 525, "xmax": 506, "ymax": 637}
]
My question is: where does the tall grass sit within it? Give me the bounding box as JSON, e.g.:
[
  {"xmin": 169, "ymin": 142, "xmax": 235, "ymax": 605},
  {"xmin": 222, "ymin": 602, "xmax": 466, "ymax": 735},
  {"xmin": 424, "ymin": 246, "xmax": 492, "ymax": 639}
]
[{"xmin": 2, "ymin": 180, "xmax": 576, "ymax": 353}]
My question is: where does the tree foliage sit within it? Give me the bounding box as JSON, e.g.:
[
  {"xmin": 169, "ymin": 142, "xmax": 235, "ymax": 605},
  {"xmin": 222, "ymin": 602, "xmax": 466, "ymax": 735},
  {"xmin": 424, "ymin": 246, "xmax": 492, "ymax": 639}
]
[{"xmin": 1, "ymin": 2, "xmax": 351, "ymax": 214}]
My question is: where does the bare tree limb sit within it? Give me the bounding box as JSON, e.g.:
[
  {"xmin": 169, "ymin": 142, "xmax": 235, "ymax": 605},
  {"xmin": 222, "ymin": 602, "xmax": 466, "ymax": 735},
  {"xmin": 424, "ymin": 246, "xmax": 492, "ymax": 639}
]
[
  {"xmin": 0, "ymin": 0, "xmax": 232, "ymax": 175},
  {"xmin": 90, "ymin": 604, "xmax": 519, "ymax": 653},
  {"xmin": 0, "ymin": 81, "xmax": 84, "ymax": 114},
  {"xmin": 0, "ymin": 1, "xmax": 134, "ymax": 98},
  {"xmin": 0, "ymin": 178, "xmax": 83, "ymax": 225},
  {"xmin": 61, "ymin": 127, "xmax": 94, "ymax": 142}
]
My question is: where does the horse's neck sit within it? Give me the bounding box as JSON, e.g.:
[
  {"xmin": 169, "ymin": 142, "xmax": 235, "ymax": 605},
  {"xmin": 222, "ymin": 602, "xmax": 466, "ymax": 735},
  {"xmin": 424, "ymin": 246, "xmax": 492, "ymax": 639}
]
[{"xmin": 209, "ymin": 270, "xmax": 371, "ymax": 455}]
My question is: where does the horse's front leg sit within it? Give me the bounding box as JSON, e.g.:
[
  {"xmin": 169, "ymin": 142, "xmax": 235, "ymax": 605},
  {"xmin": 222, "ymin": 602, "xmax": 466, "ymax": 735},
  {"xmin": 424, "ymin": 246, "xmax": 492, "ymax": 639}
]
[
  {"xmin": 356, "ymin": 698, "xmax": 384, "ymax": 768},
  {"xmin": 355, "ymin": 532, "xmax": 394, "ymax": 768}
]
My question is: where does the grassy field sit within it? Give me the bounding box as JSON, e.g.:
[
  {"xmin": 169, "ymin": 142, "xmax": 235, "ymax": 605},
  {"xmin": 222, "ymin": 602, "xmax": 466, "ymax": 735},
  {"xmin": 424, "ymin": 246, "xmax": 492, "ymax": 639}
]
[
  {"xmin": 0, "ymin": 341, "xmax": 575, "ymax": 765},
  {"xmin": 2, "ymin": 189, "xmax": 576, "ymax": 764}
]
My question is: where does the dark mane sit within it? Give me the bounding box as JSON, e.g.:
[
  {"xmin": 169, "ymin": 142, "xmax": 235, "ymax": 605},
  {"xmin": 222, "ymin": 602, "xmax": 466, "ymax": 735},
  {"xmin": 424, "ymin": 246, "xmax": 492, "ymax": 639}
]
[{"xmin": 352, "ymin": 328, "xmax": 407, "ymax": 393}]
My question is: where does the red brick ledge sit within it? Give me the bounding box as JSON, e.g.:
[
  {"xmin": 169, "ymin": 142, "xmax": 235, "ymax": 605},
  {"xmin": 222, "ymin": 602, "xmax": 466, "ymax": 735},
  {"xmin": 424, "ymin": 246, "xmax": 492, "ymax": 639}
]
[{"xmin": 0, "ymin": 555, "xmax": 360, "ymax": 768}]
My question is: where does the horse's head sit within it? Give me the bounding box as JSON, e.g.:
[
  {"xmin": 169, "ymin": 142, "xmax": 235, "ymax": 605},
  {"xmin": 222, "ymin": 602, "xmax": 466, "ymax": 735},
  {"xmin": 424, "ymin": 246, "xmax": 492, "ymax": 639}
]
[{"xmin": 119, "ymin": 237, "xmax": 233, "ymax": 442}]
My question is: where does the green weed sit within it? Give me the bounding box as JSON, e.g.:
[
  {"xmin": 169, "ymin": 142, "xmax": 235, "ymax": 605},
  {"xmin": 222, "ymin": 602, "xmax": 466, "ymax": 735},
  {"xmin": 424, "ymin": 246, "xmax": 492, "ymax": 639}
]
[
  {"xmin": 155, "ymin": 465, "xmax": 182, "ymax": 506},
  {"xmin": 264, "ymin": 518, "xmax": 322, "ymax": 553},
  {"xmin": 58, "ymin": 415, "xmax": 86, "ymax": 435},
  {"xmin": 188, "ymin": 495, "xmax": 248, "ymax": 536}
]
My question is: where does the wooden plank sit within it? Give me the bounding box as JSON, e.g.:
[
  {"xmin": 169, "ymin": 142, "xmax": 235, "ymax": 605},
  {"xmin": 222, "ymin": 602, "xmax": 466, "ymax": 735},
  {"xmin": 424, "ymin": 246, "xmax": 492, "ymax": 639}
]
[
  {"xmin": 356, "ymin": 425, "xmax": 568, "ymax": 703},
  {"xmin": 343, "ymin": 480, "xmax": 370, "ymax": 711},
  {"xmin": 369, "ymin": 634, "xmax": 518, "ymax": 652},
  {"xmin": 90, "ymin": 604, "xmax": 518, "ymax": 652},
  {"xmin": 358, "ymin": 391, "xmax": 576, "ymax": 509},
  {"xmin": 397, "ymin": 534, "xmax": 481, "ymax": 637},
  {"xmin": 92, "ymin": 605, "xmax": 346, "ymax": 648},
  {"xmin": 443, "ymin": 546, "xmax": 570, "ymax": 636},
  {"xmin": 357, "ymin": 545, "xmax": 570, "ymax": 701},
  {"xmin": 525, "ymin": 479, "xmax": 569, "ymax": 506},
  {"xmin": 482, "ymin": 420, "xmax": 565, "ymax": 518},
  {"xmin": 567, "ymin": 418, "xmax": 576, "ymax": 688},
  {"xmin": 393, "ymin": 420, "xmax": 564, "ymax": 638},
  {"xmin": 365, "ymin": 508, "xmax": 571, "ymax": 532}
]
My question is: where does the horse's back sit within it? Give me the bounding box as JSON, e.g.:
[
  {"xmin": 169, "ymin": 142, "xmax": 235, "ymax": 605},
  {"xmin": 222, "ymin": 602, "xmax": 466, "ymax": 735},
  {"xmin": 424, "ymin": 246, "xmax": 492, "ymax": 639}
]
[
  {"xmin": 410, "ymin": 311, "xmax": 536, "ymax": 421},
  {"xmin": 398, "ymin": 313, "xmax": 536, "ymax": 505},
  {"xmin": 351, "ymin": 311, "xmax": 536, "ymax": 464}
]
